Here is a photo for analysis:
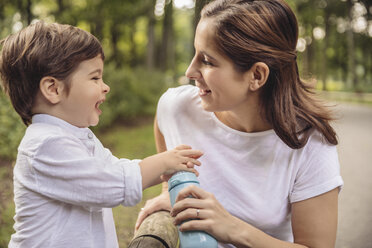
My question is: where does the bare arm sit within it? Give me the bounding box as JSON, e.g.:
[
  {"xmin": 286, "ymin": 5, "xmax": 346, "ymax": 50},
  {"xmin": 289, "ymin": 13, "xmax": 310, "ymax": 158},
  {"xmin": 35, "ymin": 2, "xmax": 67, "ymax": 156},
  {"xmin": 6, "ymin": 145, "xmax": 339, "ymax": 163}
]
[
  {"xmin": 154, "ymin": 115, "xmax": 171, "ymax": 193},
  {"xmin": 172, "ymin": 187, "xmax": 339, "ymax": 248},
  {"xmin": 154, "ymin": 115, "xmax": 167, "ymax": 154}
]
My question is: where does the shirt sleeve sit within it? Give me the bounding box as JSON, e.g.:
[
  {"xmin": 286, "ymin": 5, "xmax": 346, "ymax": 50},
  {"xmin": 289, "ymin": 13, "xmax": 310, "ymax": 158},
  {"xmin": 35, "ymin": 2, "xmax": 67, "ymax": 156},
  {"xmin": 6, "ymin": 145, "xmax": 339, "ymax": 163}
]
[
  {"xmin": 156, "ymin": 87, "xmax": 174, "ymax": 135},
  {"xmin": 26, "ymin": 135, "xmax": 142, "ymax": 208},
  {"xmin": 289, "ymin": 133, "xmax": 344, "ymax": 203},
  {"xmin": 156, "ymin": 85, "xmax": 196, "ymax": 135}
]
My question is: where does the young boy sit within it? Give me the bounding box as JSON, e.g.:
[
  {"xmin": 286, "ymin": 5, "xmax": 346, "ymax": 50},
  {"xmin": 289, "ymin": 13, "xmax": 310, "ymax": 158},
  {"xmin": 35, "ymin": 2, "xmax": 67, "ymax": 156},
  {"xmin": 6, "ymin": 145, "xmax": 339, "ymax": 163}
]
[{"xmin": 0, "ymin": 21, "xmax": 202, "ymax": 247}]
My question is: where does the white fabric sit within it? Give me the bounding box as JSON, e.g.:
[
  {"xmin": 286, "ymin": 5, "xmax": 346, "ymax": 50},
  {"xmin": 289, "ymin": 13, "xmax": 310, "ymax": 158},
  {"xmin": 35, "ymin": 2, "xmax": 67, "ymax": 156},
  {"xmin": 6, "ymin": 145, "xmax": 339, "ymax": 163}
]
[
  {"xmin": 9, "ymin": 114, "xmax": 142, "ymax": 248},
  {"xmin": 157, "ymin": 85, "xmax": 343, "ymax": 247}
]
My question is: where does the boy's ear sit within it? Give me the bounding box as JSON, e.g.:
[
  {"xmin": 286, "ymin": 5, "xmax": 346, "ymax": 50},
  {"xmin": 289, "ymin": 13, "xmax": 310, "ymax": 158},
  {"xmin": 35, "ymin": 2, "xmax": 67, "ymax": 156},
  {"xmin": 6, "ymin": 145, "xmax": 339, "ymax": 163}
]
[
  {"xmin": 39, "ymin": 76, "xmax": 64, "ymax": 104},
  {"xmin": 247, "ymin": 62, "xmax": 270, "ymax": 92}
]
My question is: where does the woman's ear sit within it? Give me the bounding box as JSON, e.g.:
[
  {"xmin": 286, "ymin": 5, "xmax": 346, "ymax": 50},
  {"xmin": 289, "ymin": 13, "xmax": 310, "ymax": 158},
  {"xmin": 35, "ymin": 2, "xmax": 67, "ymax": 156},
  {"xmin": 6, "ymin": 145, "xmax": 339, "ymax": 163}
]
[
  {"xmin": 39, "ymin": 76, "xmax": 64, "ymax": 104},
  {"xmin": 247, "ymin": 62, "xmax": 269, "ymax": 91}
]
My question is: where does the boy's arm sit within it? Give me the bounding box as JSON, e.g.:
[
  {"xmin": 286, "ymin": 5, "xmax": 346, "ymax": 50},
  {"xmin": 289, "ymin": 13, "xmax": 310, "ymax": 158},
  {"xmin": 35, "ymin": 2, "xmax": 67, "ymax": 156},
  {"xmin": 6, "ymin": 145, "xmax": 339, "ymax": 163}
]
[{"xmin": 27, "ymin": 134, "xmax": 142, "ymax": 208}]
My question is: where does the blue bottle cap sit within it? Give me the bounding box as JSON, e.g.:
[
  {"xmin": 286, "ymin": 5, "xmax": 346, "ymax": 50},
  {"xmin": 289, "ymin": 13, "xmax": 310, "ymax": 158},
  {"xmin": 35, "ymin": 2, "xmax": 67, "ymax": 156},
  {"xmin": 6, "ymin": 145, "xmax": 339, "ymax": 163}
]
[{"xmin": 168, "ymin": 171, "xmax": 199, "ymax": 192}]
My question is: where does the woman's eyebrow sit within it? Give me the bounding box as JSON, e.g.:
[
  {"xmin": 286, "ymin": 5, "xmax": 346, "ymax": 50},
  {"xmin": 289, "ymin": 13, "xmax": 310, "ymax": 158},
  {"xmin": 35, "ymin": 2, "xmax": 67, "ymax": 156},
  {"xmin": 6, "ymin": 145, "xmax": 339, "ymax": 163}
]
[{"xmin": 200, "ymin": 51, "xmax": 217, "ymax": 61}]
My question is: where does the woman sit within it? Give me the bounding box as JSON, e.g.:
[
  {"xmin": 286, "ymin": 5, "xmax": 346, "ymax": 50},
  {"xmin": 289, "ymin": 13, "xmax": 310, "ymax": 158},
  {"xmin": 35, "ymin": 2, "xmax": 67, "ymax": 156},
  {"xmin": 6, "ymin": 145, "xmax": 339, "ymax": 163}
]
[{"xmin": 136, "ymin": 0, "xmax": 343, "ymax": 247}]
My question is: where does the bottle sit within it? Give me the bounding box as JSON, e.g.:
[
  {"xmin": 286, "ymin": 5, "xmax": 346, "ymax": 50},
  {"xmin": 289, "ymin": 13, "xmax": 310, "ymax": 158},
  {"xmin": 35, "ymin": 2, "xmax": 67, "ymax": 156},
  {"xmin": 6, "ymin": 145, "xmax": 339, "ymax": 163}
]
[{"xmin": 168, "ymin": 171, "xmax": 218, "ymax": 248}]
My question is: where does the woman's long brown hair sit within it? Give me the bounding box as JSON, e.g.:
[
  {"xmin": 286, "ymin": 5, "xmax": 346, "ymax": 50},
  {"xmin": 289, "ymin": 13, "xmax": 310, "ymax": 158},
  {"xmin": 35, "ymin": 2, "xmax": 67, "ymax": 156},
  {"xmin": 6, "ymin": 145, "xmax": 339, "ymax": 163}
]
[{"xmin": 201, "ymin": 0, "xmax": 337, "ymax": 149}]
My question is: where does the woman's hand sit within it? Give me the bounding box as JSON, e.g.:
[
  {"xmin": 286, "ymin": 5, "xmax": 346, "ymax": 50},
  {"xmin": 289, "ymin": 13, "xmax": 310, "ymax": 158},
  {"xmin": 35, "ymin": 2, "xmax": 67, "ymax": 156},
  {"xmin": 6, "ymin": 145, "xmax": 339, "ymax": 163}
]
[
  {"xmin": 170, "ymin": 185, "xmax": 240, "ymax": 244},
  {"xmin": 135, "ymin": 190, "xmax": 172, "ymax": 231}
]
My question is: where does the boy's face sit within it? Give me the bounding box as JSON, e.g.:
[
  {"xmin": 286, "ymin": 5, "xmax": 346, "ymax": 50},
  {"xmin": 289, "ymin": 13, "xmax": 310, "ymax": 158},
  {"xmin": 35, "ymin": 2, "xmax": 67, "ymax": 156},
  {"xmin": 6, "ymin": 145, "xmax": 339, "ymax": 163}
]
[{"xmin": 58, "ymin": 55, "xmax": 109, "ymax": 128}]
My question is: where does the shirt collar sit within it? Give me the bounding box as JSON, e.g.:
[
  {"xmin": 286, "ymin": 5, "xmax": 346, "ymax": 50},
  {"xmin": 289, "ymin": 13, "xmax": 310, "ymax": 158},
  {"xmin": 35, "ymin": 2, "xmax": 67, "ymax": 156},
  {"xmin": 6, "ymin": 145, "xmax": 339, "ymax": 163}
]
[{"xmin": 31, "ymin": 114, "xmax": 95, "ymax": 140}]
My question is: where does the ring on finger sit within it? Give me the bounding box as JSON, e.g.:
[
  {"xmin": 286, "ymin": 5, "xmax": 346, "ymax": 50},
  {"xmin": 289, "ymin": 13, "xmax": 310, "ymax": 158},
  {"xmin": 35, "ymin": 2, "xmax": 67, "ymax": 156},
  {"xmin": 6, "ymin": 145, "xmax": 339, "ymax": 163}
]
[{"xmin": 196, "ymin": 209, "xmax": 200, "ymax": 218}]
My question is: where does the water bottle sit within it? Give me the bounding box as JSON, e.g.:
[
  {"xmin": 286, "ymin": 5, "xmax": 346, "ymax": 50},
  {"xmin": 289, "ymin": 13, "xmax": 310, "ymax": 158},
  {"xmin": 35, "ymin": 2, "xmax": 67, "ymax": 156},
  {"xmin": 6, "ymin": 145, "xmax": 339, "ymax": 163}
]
[{"xmin": 168, "ymin": 171, "xmax": 218, "ymax": 248}]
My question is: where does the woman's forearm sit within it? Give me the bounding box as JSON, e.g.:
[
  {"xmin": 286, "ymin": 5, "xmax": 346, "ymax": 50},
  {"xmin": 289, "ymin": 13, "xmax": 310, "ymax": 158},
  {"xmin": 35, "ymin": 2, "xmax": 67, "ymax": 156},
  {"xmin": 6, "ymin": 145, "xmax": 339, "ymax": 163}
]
[{"xmin": 228, "ymin": 216, "xmax": 307, "ymax": 248}]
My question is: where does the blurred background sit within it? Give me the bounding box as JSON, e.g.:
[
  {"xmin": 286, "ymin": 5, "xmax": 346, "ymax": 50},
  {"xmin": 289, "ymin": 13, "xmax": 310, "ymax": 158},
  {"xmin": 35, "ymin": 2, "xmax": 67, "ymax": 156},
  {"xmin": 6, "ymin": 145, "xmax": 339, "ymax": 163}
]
[{"xmin": 0, "ymin": 0, "xmax": 371, "ymax": 247}]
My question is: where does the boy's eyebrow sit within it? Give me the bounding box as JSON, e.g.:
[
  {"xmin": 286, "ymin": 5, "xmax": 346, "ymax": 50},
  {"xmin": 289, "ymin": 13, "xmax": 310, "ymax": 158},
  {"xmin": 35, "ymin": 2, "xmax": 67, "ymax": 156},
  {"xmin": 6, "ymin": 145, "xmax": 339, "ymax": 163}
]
[{"xmin": 88, "ymin": 69, "xmax": 102, "ymax": 75}]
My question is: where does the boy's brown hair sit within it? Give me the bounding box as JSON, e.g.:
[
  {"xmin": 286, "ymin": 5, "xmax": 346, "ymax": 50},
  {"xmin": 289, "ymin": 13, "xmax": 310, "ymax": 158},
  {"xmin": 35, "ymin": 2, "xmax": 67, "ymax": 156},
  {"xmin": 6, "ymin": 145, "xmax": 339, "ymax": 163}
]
[{"xmin": 0, "ymin": 21, "xmax": 105, "ymax": 126}]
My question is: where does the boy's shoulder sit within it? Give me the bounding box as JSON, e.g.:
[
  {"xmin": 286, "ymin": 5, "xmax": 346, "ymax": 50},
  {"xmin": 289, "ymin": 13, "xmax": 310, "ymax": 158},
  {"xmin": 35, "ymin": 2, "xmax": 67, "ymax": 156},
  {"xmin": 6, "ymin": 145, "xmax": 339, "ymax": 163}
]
[
  {"xmin": 26, "ymin": 121, "xmax": 66, "ymax": 137},
  {"xmin": 19, "ymin": 122, "xmax": 73, "ymax": 153}
]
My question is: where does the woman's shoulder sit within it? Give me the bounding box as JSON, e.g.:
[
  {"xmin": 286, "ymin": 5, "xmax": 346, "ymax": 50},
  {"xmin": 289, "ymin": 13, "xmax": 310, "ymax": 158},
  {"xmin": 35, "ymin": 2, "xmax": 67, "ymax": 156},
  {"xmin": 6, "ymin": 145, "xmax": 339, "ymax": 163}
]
[
  {"xmin": 161, "ymin": 84, "xmax": 198, "ymax": 101},
  {"xmin": 158, "ymin": 84, "xmax": 199, "ymax": 112},
  {"xmin": 305, "ymin": 130, "xmax": 337, "ymax": 152}
]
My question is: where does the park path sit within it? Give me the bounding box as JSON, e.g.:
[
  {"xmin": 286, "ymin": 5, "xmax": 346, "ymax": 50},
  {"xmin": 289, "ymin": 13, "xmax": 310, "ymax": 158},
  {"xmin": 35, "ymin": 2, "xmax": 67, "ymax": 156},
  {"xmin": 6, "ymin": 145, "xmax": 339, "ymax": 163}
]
[{"xmin": 333, "ymin": 103, "xmax": 372, "ymax": 248}]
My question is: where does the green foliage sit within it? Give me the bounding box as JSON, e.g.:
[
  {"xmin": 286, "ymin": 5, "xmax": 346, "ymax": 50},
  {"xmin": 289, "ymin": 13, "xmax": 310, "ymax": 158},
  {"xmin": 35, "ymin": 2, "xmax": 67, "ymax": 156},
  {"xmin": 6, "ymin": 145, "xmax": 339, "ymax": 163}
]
[
  {"xmin": 0, "ymin": 163, "xmax": 15, "ymax": 247},
  {"xmin": 98, "ymin": 123, "xmax": 157, "ymax": 159},
  {"xmin": 0, "ymin": 94, "xmax": 25, "ymax": 160},
  {"xmin": 98, "ymin": 64, "xmax": 175, "ymax": 129}
]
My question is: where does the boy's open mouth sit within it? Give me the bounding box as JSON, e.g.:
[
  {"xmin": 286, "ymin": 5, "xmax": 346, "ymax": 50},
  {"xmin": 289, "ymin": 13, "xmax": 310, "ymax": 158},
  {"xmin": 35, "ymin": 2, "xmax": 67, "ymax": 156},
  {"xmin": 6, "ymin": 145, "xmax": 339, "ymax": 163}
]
[{"xmin": 95, "ymin": 100, "xmax": 104, "ymax": 111}]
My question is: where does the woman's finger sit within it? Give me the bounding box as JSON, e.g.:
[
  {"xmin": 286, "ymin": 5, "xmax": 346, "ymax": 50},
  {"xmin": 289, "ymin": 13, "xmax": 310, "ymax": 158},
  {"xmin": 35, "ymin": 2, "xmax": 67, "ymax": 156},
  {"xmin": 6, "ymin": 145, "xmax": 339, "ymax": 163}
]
[
  {"xmin": 175, "ymin": 184, "xmax": 209, "ymax": 203},
  {"xmin": 173, "ymin": 207, "xmax": 207, "ymax": 225},
  {"xmin": 171, "ymin": 196, "xmax": 209, "ymax": 217},
  {"xmin": 178, "ymin": 218, "xmax": 214, "ymax": 233},
  {"xmin": 135, "ymin": 207, "xmax": 150, "ymax": 231}
]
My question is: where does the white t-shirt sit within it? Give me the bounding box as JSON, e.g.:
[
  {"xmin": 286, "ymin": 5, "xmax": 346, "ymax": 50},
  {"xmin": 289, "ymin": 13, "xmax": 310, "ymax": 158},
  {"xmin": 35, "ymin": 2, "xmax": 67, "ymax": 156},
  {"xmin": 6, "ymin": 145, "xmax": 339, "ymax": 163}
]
[
  {"xmin": 9, "ymin": 114, "xmax": 143, "ymax": 248},
  {"xmin": 157, "ymin": 85, "xmax": 343, "ymax": 247}
]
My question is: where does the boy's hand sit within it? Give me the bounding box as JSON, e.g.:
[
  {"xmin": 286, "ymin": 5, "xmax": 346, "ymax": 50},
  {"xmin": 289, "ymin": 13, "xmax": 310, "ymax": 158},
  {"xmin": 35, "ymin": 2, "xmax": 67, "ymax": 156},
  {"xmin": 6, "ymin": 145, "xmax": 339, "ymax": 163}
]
[
  {"xmin": 162, "ymin": 145, "xmax": 203, "ymax": 175},
  {"xmin": 139, "ymin": 145, "xmax": 203, "ymax": 189}
]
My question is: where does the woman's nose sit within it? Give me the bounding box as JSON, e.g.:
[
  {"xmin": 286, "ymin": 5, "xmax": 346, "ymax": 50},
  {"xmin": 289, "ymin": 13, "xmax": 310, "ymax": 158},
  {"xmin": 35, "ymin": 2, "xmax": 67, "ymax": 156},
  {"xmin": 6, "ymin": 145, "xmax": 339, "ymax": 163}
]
[{"xmin": 185, "ymin": 56, "xmax": 200, "ymax": 81}]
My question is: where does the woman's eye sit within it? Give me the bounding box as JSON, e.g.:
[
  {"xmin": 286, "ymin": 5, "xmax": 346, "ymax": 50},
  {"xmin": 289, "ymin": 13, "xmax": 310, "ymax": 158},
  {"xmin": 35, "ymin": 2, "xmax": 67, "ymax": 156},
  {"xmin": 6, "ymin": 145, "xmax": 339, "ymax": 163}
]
[
  {"xmin": 92, "ymin": 77, "xmax": 100, "ymax": 81},
  {"xmin": 201, "ymin": 59, "xmax": 213, "ymax": 66}
]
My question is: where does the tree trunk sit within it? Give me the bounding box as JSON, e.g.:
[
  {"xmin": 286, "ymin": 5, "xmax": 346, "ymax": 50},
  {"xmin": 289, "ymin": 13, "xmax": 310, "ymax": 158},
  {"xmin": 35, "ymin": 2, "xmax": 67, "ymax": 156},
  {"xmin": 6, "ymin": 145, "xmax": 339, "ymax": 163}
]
[
  {"xmin": 347, "ymin": 0, "xmax": 357, "ymax": 90},
  {"xmin": 160, "ymin": 0, "xmax": 174, "ymax": 72},
  {"xmin": 129, "ymin": 19, "xmax": 137, "ymax": 67},
  {"xmin": 91, "ymin": 3, "xmax": 104, "ymax": 41},
  {"xmin": 110, "ymin": 22, "xmax": 121, "ymax": 67},
  {"xmin": 146, "ymin": 0, "xmax": 156, "ymax": 70},
  {"xmin": 26, "ymin": 0, "xmax": 32, "ymax": 24},
  {"xmin": 321, "ymin": 9, "xmax": 330, "ymax": 91},
  {"xmin": 307, "ymin": 39, "xmax": 314, "ymax": 78},
  {"xmin": 17, "ymin": 0, "xmax": 33, "ymax": 25}
]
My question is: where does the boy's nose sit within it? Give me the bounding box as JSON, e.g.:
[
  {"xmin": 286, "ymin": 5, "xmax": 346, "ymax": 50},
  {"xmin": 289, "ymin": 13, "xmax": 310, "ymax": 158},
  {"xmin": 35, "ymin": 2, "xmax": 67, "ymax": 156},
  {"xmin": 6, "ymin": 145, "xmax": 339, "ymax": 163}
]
[{"xmin": 103, "ymin": 82, "xmax": 110, "ymax": 93}]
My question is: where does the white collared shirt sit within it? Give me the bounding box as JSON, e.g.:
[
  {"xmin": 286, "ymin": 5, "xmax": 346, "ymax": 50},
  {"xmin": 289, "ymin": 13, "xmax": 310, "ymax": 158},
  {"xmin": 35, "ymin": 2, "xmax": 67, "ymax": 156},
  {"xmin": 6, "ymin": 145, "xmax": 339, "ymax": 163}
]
[{"xmin": 9, "ymin": 114, "xmax": 142, "ymax": 248}]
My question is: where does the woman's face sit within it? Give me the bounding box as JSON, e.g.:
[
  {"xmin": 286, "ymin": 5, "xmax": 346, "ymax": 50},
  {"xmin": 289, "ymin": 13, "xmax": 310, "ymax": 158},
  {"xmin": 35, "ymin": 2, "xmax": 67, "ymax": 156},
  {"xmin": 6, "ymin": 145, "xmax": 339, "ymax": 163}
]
[{"xmin": 186, "ymin": 18, "xmax": 252, "ymax": 113}]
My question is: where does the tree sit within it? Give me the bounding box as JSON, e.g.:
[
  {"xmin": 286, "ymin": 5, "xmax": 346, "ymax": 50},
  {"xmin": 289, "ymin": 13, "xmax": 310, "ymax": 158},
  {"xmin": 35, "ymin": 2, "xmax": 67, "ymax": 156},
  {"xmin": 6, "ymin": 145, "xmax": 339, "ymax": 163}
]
[
  {"xmin": 159, "ymin": 0, "xmax": 175, "ymax": 72},
  {"xmin": 146, "ymin": 0, "xmax": 157, "ymax": 70}
]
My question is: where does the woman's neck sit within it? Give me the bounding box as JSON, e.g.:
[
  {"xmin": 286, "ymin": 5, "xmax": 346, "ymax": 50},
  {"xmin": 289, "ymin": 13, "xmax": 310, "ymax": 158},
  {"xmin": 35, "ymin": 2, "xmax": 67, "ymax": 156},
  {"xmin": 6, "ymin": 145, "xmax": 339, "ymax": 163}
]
[{"xmin": 214, "ymin": 106, "xmax": 271, "ymax": 133}]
